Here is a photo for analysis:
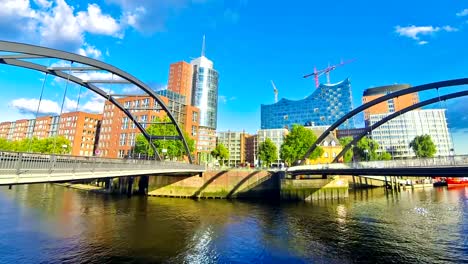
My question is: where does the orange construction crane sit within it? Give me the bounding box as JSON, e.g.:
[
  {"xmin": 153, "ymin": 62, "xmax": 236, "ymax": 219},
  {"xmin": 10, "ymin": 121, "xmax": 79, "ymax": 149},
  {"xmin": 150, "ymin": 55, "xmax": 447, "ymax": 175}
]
[{"xmin": 303, "ymin": 59, "xmax": 355, "ymax": 88}]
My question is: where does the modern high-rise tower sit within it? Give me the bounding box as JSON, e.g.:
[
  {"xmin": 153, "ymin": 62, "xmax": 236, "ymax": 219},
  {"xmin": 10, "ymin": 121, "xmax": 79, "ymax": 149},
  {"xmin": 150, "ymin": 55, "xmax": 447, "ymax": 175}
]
[
  {"xmin": 190, "ymin": 36, "xmax": 219, "ymax": 129},
  {"xmin": 190, "ymin": 36, "xmax": 219, "ymax": 159}
]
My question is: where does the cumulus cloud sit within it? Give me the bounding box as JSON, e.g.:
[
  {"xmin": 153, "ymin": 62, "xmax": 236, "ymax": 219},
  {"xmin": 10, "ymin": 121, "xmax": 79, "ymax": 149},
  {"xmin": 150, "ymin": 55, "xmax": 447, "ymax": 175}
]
[
  {"xmin": 78, "ymin": 43, "xmax": 102, "ymax": 58},
  {"xmin": 76, "ymin": 3, "xmax": 122, "ymax": 37},
  {"xmin": 456, "ymin": 9, "xmax": 468, "ymax": 17},
  {"xmin": 10, "ymin": 98, "xmax": 61, "ymax": 115},
  {"xmin": 9, "ymin": 95, "xmax": 105, "ymax": 116},
  {"xmin": 395, "ymin": 25, "xmax": 458, "ymax": 44},
  {"xmin": 0, "ymin": 0, "xmax": 123, "ymax": 55}
]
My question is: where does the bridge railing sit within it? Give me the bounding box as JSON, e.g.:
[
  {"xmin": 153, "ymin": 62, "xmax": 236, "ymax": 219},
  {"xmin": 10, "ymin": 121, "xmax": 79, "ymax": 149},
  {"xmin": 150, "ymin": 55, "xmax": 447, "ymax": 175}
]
[
  {"xmin": 290, "ymin": 155, "xmax": 468, "ymax": 171},
  {"xmin": 0, "ymin": 151, "xmax": 204, "ymax": 176}
]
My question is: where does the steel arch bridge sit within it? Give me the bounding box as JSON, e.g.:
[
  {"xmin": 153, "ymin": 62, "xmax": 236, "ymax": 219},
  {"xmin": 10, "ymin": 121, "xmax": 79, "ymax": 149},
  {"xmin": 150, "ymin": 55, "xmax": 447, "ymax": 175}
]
[
  {"xmin": 332, "ymin": 90, "xmax": 468, "ymax": 163},
  {"xmin": 299, "ymin": 78, "xmax": 468, "ymax": 165},
  {"xmin": 0, "ymin": 40, "xmax": 193, "ymax": 163}
]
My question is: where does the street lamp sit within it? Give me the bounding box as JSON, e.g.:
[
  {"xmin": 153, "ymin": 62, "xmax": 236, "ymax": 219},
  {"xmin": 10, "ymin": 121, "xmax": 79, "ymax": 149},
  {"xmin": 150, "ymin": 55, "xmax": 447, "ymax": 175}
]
[{"xmin": 364, "ymin": 149, "xmax": 369, "ymax": 162}]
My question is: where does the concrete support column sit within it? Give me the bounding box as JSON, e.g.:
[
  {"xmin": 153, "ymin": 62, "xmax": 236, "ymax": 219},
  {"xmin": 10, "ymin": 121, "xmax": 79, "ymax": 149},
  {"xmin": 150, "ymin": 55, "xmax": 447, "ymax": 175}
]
[{"xmin": 127, "ymin": 177, "xmax": 134, "ymax": 197}]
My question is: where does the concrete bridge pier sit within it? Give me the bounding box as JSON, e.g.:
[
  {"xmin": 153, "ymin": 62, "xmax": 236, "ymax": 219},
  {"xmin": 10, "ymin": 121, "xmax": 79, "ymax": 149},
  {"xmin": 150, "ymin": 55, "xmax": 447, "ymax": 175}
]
[
  {"xmin": 138, "ymin": 176, "xmax": 149, "ymax": 195},
  {"xmin": 126, "ymin": 177, "xmax": 134, "ymax": 197}
]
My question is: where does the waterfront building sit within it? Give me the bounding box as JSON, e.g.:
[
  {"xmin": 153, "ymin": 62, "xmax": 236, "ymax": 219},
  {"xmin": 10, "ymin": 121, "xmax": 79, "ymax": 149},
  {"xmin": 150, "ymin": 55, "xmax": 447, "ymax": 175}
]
[
  {"xmin": 167, "ymin": 61, "xmax": 193, "ymax": 106},
  {"xmin": 369, "ymin": 109, "xmax": 453, "ymax": 158},
  {"xmin": 190, "ymin": 38, "xmax": 219, "ymax": 163},
  {"xmin": 98, "ymin": 90, "xmax": 200, "ymax": 159},
  {"xmin": 261, "ymin": 78, "xmax": 353, "ymax": 130},
  {"xmin": 245, "ymin": 134, "xmax": 258, "ymax": 166},
  {"xmin": 216, "ymin": 131, "xmax": 248, "ymax": 167},
  {"xmin": 0, "ymin": 112, "xmax": 101, "ymax": 156},
  {"xmin": 305, "ymin": 127, "xmax": 343, "ymax": 164},
  {"xmin": 0, "ymin": 122, "xmax": 12, "ymax": 140},
  {"xmin": 363, "ymin": 84, "xmax": 418, "ymax": 125},
  {"xmin": 57, "ymin": 112, "xmax": 101, "ymax": 156}
]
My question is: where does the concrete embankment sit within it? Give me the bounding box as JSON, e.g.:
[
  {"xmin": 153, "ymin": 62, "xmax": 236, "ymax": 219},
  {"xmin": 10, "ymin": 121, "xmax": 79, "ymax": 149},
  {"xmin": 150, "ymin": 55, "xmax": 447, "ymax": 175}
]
[
  {"xmin": 148, "ymin": 170, "xmax": 279, "ymax": 199},
  {"xmin": 148, "ymin": 170, "xmax": 349, "ymax": 201},
  {"xmin": 57, "ymin": 170, "xmax": 351, "ymax": 201},
  {"xmin": 281, "ymin": 177, "xmax": 349, "ymax": 201}
]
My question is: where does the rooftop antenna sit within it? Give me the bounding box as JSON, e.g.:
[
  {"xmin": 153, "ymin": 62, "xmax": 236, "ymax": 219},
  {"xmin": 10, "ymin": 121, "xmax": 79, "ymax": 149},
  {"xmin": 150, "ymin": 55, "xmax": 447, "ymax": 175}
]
[
  {"xmin": 201, "ymin": 35, "xmax": 206, "ymax": 57},
  {"xmin": 271, "ymin": 80, "xmax": 278, "ymax": 103}
]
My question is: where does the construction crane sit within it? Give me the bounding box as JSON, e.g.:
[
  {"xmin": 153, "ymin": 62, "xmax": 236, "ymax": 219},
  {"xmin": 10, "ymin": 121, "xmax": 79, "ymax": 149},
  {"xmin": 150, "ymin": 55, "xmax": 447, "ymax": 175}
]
[
  {"xmin": 303, "ymin": 59, "xmax": 355, "ymax": 88},
  {"xmin": 271, "ymin": 80, "xmax": 279, "ymax": 103}
]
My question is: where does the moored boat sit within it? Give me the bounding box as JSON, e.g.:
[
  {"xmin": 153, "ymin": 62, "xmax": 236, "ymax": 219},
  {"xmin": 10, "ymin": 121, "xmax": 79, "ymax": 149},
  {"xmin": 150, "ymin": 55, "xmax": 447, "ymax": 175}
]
[{"xmin": 446, "ymin": 177, "xmax": 468, "ymax": 187}]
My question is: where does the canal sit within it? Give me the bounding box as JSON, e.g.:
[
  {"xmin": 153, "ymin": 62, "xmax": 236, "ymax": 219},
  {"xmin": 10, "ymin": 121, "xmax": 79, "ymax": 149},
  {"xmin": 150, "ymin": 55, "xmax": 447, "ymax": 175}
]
[{"xmin": 0, "ymin": 185, "xmax": 467, "ymax": 263}]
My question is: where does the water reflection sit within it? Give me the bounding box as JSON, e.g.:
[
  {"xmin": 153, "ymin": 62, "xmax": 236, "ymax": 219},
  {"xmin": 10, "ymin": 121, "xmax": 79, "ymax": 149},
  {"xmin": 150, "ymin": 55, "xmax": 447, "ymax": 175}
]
[{"xmin": 0, "ymin": 185, "xmax": 467, "ymax": 263}]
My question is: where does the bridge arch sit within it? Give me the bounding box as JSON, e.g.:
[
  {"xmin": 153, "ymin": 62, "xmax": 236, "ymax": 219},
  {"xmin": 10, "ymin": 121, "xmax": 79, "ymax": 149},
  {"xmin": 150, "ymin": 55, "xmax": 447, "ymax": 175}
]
[
  {"xmin": 0, "ymin": 41, "xmax": 193, "ymax": 163},
  {"xmin": 332, "ymin": 90, "xmax": 468, "ymax": 163},
  {"xmin": 300, "ymin": 78, "xmax": 468, "ymax": 164}
]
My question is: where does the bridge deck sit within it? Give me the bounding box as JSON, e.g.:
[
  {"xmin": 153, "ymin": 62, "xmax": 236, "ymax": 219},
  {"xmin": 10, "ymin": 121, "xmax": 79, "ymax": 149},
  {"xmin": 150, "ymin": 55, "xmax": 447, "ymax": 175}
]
[
  {"xmin": 0, "ymin": 151, "xmax": 204, "ymax": 186},
  {"xmin": 288, "ymin": 156, "xmax": 468, "ymax": 177}
]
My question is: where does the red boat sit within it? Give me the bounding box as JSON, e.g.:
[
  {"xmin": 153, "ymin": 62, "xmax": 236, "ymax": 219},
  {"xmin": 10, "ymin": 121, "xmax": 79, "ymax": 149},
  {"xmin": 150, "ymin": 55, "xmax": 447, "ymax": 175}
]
[{"xmin": 446, "ymin": 177, "xmax": 468, "ymax": 186}]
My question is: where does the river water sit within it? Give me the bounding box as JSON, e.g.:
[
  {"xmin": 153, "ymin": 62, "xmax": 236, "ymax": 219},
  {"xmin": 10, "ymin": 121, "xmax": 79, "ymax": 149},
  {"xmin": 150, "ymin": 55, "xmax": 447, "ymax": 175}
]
[{"xmin": 0, "ymin": 184, "xmax": 467, "ymax": 263}]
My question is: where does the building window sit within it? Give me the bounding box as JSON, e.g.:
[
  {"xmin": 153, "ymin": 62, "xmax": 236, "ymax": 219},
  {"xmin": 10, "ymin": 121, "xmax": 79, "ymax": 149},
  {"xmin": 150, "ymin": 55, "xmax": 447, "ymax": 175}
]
[
  {"xmin": 119, "ymin": 133, "xmax": 127, "ymax": 146},
  {"xmin": 192, "ymin": 126, "xmax": 197, "ymax": 136}
]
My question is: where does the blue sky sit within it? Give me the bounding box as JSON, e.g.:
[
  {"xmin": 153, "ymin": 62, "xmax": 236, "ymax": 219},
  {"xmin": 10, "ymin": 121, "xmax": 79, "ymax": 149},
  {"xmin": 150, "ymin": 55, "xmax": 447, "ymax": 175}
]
[{"xmin": 0, "ymin": 0, "xmax": 467, "ymax": 153}]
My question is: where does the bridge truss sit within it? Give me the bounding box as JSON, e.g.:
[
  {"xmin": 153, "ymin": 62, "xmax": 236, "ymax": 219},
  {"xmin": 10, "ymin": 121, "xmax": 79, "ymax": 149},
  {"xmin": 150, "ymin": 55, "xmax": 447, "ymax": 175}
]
[
  {"xmin": 0, "ymin": 41, "xmax": 193, "ymax": 163},
  {"xmin": 300, "ymin": 78, "xmax": 468, "ymax": 165}
]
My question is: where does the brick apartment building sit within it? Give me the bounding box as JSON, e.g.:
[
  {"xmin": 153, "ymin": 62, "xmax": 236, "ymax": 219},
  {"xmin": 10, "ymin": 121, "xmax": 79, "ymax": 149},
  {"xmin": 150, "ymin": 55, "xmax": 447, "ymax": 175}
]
[{"xmin": 0, "ymin": 111, "xmax": 101, "ymax": 156}]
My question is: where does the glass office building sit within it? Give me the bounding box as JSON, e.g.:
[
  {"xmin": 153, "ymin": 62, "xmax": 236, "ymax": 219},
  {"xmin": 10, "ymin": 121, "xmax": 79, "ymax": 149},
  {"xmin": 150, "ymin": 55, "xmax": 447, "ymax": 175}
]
[
  {"xmin": 261, "ymin": 78, "xmax": 353, "ymax": 129},
  {"xmin": 191, "ymin": 56, "xmax": 219, "ymax": 129}
]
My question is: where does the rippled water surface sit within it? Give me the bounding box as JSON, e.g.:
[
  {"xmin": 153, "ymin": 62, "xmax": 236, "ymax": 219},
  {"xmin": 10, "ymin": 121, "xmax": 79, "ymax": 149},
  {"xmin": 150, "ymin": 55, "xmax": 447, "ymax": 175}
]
[{"xmin": 0, "ymin": 185, "xmax": 467, "ymax": 263}]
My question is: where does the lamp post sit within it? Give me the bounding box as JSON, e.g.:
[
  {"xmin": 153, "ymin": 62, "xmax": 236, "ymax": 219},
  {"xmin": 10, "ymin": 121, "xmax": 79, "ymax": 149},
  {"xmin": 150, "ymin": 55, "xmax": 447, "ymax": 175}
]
[{"xmin": 364, "ymin": 149, "xmax": 369, "ymax": 162}]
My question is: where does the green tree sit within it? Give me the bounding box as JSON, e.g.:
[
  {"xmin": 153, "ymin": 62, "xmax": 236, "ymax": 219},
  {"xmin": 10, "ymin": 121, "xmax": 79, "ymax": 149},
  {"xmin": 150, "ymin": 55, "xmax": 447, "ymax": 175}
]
[
  {"xmin": 353, "ymin": 137, "xmax": 392, "ymax": 161},
  {"xmin": 280, "ymin": 125, "xmax": 324, "ymax": 165},
  {"xmin": 258, "ymin": 138, "xmax": 278, "ymax": 167},
  {"xmin": 134, "ymin": 116, "xmax": 195, "ymax": 160},
  {"xmin": 354, "ymin": 137, "xmax": 379, "ymax": 161},
  {"xmin": 409, "ymin": 135, "xmax": 437, "ymax": 158},
  {"xmin": 378, "ymin": 151, "xmax": 392, "ymax": 161},
  {"xmin": 0, "ymin": 137, "xmax": 71, "ymax": 154},
  {"xmin": 211, "ymin": 143, "xmax": 229, "ymax": 165},
  {"xmin": 0, "ymin": 138, "xmax": 12, "ymax": 151},
  {"xmin": 338, "ymin": 136, "xmax": 354, "ymax": 163}
]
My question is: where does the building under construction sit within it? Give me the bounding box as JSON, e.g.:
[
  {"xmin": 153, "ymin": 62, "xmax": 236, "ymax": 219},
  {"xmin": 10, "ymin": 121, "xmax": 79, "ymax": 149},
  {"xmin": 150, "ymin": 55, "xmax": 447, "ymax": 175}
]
[{"xmin": 260, "ymin": 78, "xmax": 353, "ymax": 129}]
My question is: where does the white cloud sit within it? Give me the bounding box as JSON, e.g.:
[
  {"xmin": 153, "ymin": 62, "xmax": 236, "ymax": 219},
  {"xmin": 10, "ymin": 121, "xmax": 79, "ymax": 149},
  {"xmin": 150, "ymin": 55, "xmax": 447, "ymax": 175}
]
[
  {"xmin": 395, "ymin": 25, "xmax": 440, "ymax": 40},
  {"xmin": 39, "ymin": 0, "xmax": 83, "ymax": 50},
  {"xmin": 9, "ymin": 95, "xmax": 105, "ymax": 116},
  {"xmin": 395, "ymin": 25, "xmax": 458, "ymax": 44},
  {"xmin": 76, "ymin": 3, "xmax": 122, "ymax": 37},
  {"xmin": 10, "ymin": 98, "xmax": 60, "ymax": 115},
  {"xmin": 456, "ymin": 9, "xmax": 468, "ymax": 17},
  {"xmin": 78, "ymin": 43, "xmax": 102, "ymax": 58},
  {"xmin": 0, "ymin": 0, "xmax": 123, "ymax": 55}
]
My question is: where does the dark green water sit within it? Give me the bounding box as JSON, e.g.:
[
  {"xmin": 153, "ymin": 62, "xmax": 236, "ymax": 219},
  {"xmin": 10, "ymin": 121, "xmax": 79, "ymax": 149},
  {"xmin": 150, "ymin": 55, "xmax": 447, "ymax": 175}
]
[{"xmin": 0, "ymin": 184, "xmax": 467, "ymax": 263}]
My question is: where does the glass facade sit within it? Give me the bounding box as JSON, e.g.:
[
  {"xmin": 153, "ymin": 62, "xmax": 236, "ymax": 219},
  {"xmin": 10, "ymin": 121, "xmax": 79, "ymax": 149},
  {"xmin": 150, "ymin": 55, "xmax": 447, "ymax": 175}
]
[
  {"xmin": 261, "ymin": 78, "xmax": 353, "ymax": 129},
  {"xmin": 370, "ymin": 109, "xmax": 453, "ymax": 158},
  {"xmin": 191, "ymin": 57, "xmax": 219, "ymax": 130}
]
